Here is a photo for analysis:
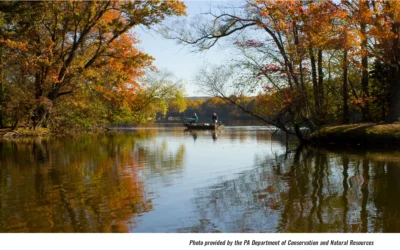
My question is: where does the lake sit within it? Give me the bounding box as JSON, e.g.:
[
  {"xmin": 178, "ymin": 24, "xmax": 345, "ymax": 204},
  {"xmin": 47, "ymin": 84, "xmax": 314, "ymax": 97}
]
[{"xmin": 1, "ymin": 124, "xmax": 400, "ymax": 232}]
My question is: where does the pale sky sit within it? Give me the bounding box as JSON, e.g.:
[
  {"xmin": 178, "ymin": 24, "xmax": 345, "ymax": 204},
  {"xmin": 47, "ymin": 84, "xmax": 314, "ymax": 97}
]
[{"xmin": 134, "ymin": 0, "xmax": 237, "ymax": 97}]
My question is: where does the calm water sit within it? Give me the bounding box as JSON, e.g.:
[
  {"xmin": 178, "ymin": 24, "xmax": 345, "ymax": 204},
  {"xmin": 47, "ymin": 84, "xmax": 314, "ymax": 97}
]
[{"xmin": 1, "ymin": 125, "xmax": 400, "ymax": 233}]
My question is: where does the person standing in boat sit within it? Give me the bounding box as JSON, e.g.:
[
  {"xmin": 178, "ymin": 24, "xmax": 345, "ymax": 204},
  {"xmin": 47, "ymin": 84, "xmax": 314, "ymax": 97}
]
[
  {"xmin": 212, "ymin": 113, "xmax": 218, "ymax": 125},
  {"xmin": 190, "ymin": 113, "xmax": 198, "ymax": 125}
]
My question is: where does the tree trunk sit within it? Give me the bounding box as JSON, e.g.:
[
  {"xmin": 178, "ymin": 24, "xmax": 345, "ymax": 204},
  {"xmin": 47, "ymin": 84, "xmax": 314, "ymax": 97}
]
[
  {"xmin": 309, "ymin": 46, "xmax": 319, "ymax": 115},
  {"xmin": 11, "ymin": 117, "xmax": 18, "ymax": 130},
  {"xmin": 0, "ymin": 46, "xmax": 3, "ymax": 128},
  {"xmin": 294, "ymin": 123, "xmax": 306, "ymax": 144},
  {"xmin": 0, "ymin": 73, "xmax": 3, "ymax": 128},
  {"xmin": 343, "ymin": 47, "xmax": 350, "ymax": 124},
  {"xmin": 293, "ymin": 21, "xmax": 306, "ymax": 92},
  {"xmin": 382, "ymin": 103, "xmax": 386, "ymax": 121},
  {"xmin": 360, "ymin": 21, "xmax": 370, "ymax": 122},
  {"xmin": 317, "ymin": 49, "xmax": 325, "ymax": 122},
  {"xmin": 284, "ymin": 63, "xmax": 293, "ymax": 90}
]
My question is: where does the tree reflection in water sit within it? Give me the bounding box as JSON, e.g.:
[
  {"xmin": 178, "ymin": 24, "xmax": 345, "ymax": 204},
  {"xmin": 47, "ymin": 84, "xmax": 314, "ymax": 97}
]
[
  {"xmin": 0, "ymin": 130, "xmax": 186, "ymax": 232},
  {"xmin": 2, "ymin": 128, "xmax": 400, "ymax": 233},
  {"xmin": 179, "ymin": 147, "xmax": 400, "ymax": 233}
]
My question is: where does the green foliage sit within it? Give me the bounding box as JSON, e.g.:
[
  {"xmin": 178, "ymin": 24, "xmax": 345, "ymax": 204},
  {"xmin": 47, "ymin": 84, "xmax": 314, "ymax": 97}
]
[
  {"xmin": 132, "ymin": 71, "xmax": 187, "ymax": 123},
  {"xmin": 44, "ymin": 70, "xmax": 188, "ymax": 131},
  {"xmin": 48, "ymin": 94, "xmax": 108, "ymax": 133}
]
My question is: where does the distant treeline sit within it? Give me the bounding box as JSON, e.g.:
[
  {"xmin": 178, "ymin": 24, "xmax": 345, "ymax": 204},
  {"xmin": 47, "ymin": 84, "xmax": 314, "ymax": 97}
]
[{"xmin": 163, "ymin": 96, "xmax": 267, "ymax": 122}]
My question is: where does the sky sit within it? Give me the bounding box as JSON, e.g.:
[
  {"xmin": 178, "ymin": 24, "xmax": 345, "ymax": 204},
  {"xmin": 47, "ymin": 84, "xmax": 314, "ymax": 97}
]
[{"xmin": 134, "ymin": 1, "xmax": 236, "ymax": 97}]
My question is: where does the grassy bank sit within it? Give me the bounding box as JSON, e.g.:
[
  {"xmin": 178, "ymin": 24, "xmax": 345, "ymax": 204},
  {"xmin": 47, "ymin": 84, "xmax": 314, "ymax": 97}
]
[
  {"xmin": 0, "ymin": 128, "xmax": 12, "ymax": 136},
  {"xmin": 1, "ymin": 128, "xmax": 51, "ymax": 138},
  {"xmin": 309, "ymin": 123, "xmax": 400, "ymax": 146}
]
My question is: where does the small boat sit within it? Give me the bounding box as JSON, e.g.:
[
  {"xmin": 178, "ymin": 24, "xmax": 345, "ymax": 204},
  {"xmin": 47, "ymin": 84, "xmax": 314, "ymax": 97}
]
[{"xmin": 183, "ymin": 122, "xmax": 224, "ymax": 130}]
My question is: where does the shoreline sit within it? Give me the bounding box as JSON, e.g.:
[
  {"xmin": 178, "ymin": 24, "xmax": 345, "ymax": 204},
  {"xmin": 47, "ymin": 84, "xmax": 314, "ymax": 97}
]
[
  {"xmin": 1, "ymin": 128, "xmax": 51, "ymax": 139},
  {"xmin": 4, "ymin": 123, "xmax": 400, "ymax": 147},
  {"xmin": 308, "ymin": 123, "xmax": 400, "ymax": 146},
  {"xmin": 0, "ymin": 128, "xmax": 12, "ymax": 136}
]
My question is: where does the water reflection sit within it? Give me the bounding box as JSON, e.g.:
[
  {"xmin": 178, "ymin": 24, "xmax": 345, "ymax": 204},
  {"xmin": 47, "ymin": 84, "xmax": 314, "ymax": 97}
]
[
  {"xmin": 212, "ymin": 132, "xmax": 217, "ymax": 141},
  {"xmin": 179, "ymin": 146, "xmax": 400, "ymax": 232},
  {"xmin": 2, "ymin": 126, "xmax": 400, "ymax": 233},
  {"xmin": 184, "ymin": 129, "xmax": 221, "ymax": 142},
  {"xmin": 183, "ymin": 128, "xmax": 273, "ymax": 143},
  {"xmin": 0, "ymin": 131, "xmax": 185, "ymax": 232}
]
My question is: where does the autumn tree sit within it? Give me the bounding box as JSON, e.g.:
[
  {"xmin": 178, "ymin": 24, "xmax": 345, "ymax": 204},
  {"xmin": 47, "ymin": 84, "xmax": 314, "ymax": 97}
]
[
  {"xmin": 164, "ymin": 0, "xmax": 353, "ymax": 141},
  {"xmin": 0, "ymin": 0, "xmax": 186, "ymax": 129},
  {"xmin": 163, "ymin": 0, "xmax": 400, "ymax": 142}
]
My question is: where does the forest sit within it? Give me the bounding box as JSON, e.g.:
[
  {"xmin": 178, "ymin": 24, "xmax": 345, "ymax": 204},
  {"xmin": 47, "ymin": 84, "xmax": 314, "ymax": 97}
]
[{"xmin": 1, "ymin": 0, "xmax": 400, "ymax": 142}]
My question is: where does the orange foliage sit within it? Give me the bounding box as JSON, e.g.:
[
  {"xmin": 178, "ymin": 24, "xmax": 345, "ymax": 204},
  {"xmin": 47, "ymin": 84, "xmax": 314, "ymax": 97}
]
[{"xmin": 0, "ymin": 0, "xmax": 186, "ymax": 128}]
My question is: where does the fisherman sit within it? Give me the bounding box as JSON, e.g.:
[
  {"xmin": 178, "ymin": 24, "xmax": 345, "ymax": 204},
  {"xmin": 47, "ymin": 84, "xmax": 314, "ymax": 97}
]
[
  {"xmin": 212, "ymin": 113, "xmax": 218, "ymax": 124},
  {"xmin": 190, "ymin": 113, "xmax": 198, "ymax": 125}
]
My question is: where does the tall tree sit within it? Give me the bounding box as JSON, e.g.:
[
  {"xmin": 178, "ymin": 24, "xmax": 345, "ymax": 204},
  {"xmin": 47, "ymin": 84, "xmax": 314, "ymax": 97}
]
[
  {"xmin": 164, "ymin": 0, "xmax": 349, "ymax": 140},
  {"xmin": 384, "ymin": 1, "xmax": 400, "ymax": 122},
  {"xmin": 0, "ymin": 0, "xmax": 186, "ymax": 128}
]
